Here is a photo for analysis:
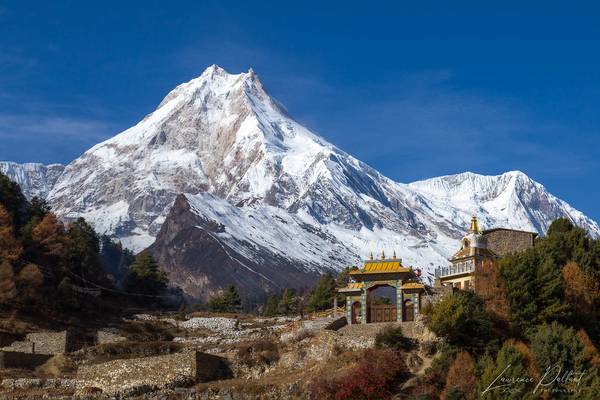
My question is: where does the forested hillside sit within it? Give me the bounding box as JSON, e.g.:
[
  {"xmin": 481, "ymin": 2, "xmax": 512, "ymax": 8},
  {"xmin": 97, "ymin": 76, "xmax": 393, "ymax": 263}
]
[{"xmin": 413, "ymin": 218, "xmax": 600, "ymax": 399}]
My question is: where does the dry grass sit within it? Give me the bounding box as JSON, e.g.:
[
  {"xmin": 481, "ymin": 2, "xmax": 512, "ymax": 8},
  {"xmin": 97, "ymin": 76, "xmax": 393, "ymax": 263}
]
[
  {"xmin": 236, "ymin": 338, "xmax": 280, "ymax": 367},
  {"xmin": 35, "ymin": 354, "xmax": 76, "ymax": 378}
]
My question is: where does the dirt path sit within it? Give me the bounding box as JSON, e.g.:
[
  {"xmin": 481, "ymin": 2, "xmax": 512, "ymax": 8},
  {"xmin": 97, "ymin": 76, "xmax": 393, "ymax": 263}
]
[{"xmin": 401, "ymin": 350, "xmax": 435, "ymax": 391}]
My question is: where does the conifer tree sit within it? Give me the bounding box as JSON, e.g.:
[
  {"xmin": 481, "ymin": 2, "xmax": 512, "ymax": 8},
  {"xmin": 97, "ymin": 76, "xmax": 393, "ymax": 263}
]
[
  {"xmin": 278, "ymin": 288, "xmax": 297, "ymax": 315},
  {"xmin": 125, "ymin": 251, "xmax": 168, "ymax": 296},
  {"xmin": 428, "ymin": 290, "xmax": 495, "ymax": 352},
  {"xmin": 478, "ymin": 342, "xmax": 533, "ymax": 400},
  {"xmin": 263, "ymin": 294, "xmax": 280, "ymax": 316},
  {"xmin": 0, "ymin": 172, "xmax": 29, "ymax": 230},
  {"xmin": 308, "ymin": 272, "xmax": 336, "ymax": 311}
]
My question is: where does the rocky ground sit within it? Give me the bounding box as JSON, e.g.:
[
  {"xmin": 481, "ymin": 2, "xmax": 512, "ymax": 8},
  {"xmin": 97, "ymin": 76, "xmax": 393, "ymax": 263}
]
[{"xmin": 0, "ymin": 311, "xmax": 439, "ymax": 399}]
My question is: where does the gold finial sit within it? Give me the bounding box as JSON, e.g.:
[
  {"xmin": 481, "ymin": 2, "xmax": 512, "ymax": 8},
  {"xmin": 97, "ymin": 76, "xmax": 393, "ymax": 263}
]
[
  {"xmin": 393, "ymin": 250, "xmax": 397, "ymax": 259},
  {"xmin": 469, "ymin": 215, "xmax": 480, "ymax": 233},
  {"xmin": 381, "ymin": 250, "xmax": 386, "ymax": 260},
  {"xmin": 369, "ymin": 252, "xmax": 374, "ymax": 260}
]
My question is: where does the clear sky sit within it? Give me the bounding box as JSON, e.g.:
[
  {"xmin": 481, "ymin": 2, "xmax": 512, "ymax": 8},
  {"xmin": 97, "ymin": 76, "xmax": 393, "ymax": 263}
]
[{"xmin": 1, "ymin": 1, "xmax": 599, "ymax": 221}]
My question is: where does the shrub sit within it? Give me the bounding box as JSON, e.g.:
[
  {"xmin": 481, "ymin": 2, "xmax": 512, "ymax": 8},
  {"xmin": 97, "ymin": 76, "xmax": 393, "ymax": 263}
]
[
  {"xmin": 375, "ymin": 326, "xmax": 415, "ymax": 352},
  {"xmin": 237, "ymin": 338, "xmax": 280, "ymax": 367},
  {"xmin": 309, "ymin": 348, "xmax": 407, "ymax": 400}
]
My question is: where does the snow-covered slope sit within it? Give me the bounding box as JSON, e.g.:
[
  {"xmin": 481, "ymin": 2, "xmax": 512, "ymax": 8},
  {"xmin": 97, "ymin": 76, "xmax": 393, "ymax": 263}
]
[
  {"xmin": 0, "ymin": 162, "xmax": 65, "ymax": 199},
  {"xmin": 24, "ymin": 64, "xmax": 597, "ymax": 297}
]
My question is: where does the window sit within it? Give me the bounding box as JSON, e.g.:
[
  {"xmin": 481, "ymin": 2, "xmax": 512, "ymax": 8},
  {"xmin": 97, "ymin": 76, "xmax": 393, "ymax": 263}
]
[
  {"xmin": 464, "ymin": 280, "xmax": 470, "ymax": 289},
  {"xmin": 454, "ymin": 281, "xmax": 462, "ymax": 289}
]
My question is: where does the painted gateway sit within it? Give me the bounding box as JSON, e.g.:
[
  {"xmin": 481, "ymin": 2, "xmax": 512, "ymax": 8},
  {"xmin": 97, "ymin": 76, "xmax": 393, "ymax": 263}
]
[{"xmin": 338, "ymin": 252, "xmax": 424, "ymax": 325}]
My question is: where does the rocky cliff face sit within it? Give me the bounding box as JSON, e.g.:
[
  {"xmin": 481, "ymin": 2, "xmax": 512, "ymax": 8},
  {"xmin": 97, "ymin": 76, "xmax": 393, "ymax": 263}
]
[
  {"xmin": 2, "ymin": 65, "xmax": 599, "ymax": 299},
  {"xmin": 0, "ymin": 162, "xmax": 64, "ymax": 199}
]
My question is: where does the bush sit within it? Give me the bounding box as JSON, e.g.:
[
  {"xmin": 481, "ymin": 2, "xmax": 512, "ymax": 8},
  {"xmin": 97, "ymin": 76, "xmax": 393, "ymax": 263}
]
[
  {"xmin": 236, "ymin": 338, "xmax": 280, "ymax": 367},
  {"xmin": 310, "ymin": 348, "xmax": 407, "ymax": 400},
  {"xmin": 375, "ymin": 326, "xmax": 415, "ymax": 352}
]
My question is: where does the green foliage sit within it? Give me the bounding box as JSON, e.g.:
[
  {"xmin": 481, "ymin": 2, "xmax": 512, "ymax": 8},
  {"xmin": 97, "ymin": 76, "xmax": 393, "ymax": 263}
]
[
  {"xmin": 277, "ymin": 288, "xmax": 298, "ymax": 315},
  {"xmin": 0, "ymin": 172, "xmax": 29, "ymax": 230},
  {"xmin": 427, "ymin": 290, "xmax": 496, "ymax": 352},
  {"xmin": 99, "ymin": 235, "xmax": 135, "ymax": 284},
  {"xmin": 207, "ymin": 285, "xmax": 242, "ymax": 313},
  {"xmin": 499, "ymin": 218, "xmax": 600, "ymax": 337},
  {"xmin": 57, "ymin": 277, "xmax": 81, "ymax": 310},
  {"xmin": 308, "ymin": 272, "xmax": 336, "ymax": 311},
  {"xmin": 125, "ymin": 251, "xmax": 168, "ymax": 296},
  {"xmin": 263, "ymin": 294, "xmax": 280, "ymax": 316},
  {"xmin": 528, "ymin": 323, "xmax": 585, "ymax": 377},
  {"xmin": 375, "ymin": 326, "xmax": 415, "ymax": 351},
  {"xmin": 478, "ymin": 342, "xmax": 537, "ymax": 400}
]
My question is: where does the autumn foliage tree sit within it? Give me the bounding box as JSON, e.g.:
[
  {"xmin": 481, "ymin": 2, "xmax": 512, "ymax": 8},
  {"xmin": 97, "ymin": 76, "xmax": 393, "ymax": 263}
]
[
  {"xmin": 0, "ymin": 205, "xmax": 22, "ymax": 263},
  {"xmin": 474, "ymin": 259, "xmax": 510, "ymax": 329},
  {"xmin": 442, "ymin": 351, "xmax": 478, "ymax": 400},
  {"xmin": 30, "ymin": 213, "xmax": 67, "ymax": 269},
  {"xmin": 0, "ymin": 261, "xmax": 17, "ymax": 305},
  {"xmin": 562, "ymin": 261, "xmax": 599, "ymax": 318}
]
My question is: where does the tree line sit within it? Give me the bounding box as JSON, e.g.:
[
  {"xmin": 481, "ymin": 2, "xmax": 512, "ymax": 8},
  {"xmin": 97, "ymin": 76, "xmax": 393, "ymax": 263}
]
[{"xmin": 0, "ymin": 171, "xmax": 172, "ymax": 317}]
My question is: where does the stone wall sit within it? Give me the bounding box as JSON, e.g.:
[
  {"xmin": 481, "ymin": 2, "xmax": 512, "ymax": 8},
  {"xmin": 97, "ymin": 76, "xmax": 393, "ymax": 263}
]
[
  {"xmin": 0, "ymin": 341, "xmax": 34, "ymax": 353},
  {"xmin": 0, "ymin": 351, "xmax": 52, "ymax": 370},
  {"xmin": 483, "ymin": 229, "xmax": 535, "ymax": 256},
  {"xmin": 25, "ymin": 331, "xmax": 68, "ymax": 354},
  {"xmin": 76, "ymin": 351, "xmax": 231, "ymax": 396}
]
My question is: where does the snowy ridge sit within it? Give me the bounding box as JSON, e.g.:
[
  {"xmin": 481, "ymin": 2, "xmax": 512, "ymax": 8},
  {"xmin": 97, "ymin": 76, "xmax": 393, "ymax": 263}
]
[{"xmin": 0, "ymin": 162, "xmax": 65, "ymax": 199}]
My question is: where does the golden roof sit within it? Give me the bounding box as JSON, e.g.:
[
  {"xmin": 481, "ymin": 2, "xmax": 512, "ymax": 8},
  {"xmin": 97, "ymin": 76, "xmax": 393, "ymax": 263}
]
[
  {"xmin": 338, "ymin": 282, "xmax": 364, "ymax": 292},
  {"xmin": 450, "ymin": 246, "xmax": 497, "ymax": 260},
  {"xmin": 401, "ymin": 282, "xmax": 425, "ymax": 289},
  {"xmin": 350, "ymin": 259, "xmax": 411, "ymax": 274}
]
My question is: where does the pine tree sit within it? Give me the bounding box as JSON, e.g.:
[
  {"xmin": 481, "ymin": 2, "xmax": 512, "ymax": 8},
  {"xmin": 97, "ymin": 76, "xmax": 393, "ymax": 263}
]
[
  {"xmin": 278, "ymin": 288, "xmax": 297, "ymax": 315},
  {"xmin": 308, "ymin": 272, "xmax": 336, "ymax": 312},
  {"xmin": 125, "ymin": 251, "xmax": 168, "ymax": 296},
  {"xmin": 427, "ymin": 290, "xmax": 495, "ymax": 352},
  {"xmin": 0, "ymin": 172, "xmax": 29, "ymax": 230},
  {"xmin": 263, "ymin": 294, "xmax": 280, "ymax": 316},
  {"xmin": 222, "ymin": 285, "xmax": 242, "ymax": 313},
  {"xmin": 478, "ymin": 342, "xmax": 534, "ymax": 400},
  {"xmin": 0, "ymin": 204, "xmax": 22, "ymax": 263}
]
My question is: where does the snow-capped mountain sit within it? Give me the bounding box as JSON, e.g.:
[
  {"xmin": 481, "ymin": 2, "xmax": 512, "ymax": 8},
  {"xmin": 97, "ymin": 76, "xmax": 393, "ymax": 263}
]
[
  {"xmin": 0, "ymin": 162, "xmax": 65, "ymax": 199},
  {"xmin": 3, "ymin": 65, "xmax": 598, "ymax": 298},
  {"xmin": 409, "ymin": 171, "xmax": 599, "ymax": 237}
]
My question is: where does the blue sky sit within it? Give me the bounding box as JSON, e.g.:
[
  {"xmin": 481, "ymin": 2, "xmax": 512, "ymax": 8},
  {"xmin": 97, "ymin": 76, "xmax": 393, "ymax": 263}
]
[{"xmin": 1, "ymin": 1, "xmax": 599, "ymax": 221}]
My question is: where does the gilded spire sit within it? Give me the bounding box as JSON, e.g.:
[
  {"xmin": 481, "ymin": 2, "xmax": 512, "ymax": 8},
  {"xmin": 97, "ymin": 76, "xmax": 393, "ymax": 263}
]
[
  {"xmin": 369, "ymin": 252, "xmax": 374, "ymax": 260},
  {"xmin": 469, "ymin": 215, "xmax": 480, "ymax": 233},
  {"xmin": 381, "ymin": 250, "xmax": 386, "ymax": 260},
  {"xmin": 393, "ymin": 250, "xmax": 397, "ymax": 259}
]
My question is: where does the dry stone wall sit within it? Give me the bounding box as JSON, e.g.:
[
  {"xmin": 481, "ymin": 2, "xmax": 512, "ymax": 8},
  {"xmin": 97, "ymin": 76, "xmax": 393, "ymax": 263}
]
[
  {"xmin": 483, "ymin": 229, "xmax": 535, "ymax": 256},
  {"xmin": 76, "ymin": 351, "xmax": 231, "ymax": 396},
  {"xmin": 0, "ymin": 351, "xmax": 52, "ymax": 370}
]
